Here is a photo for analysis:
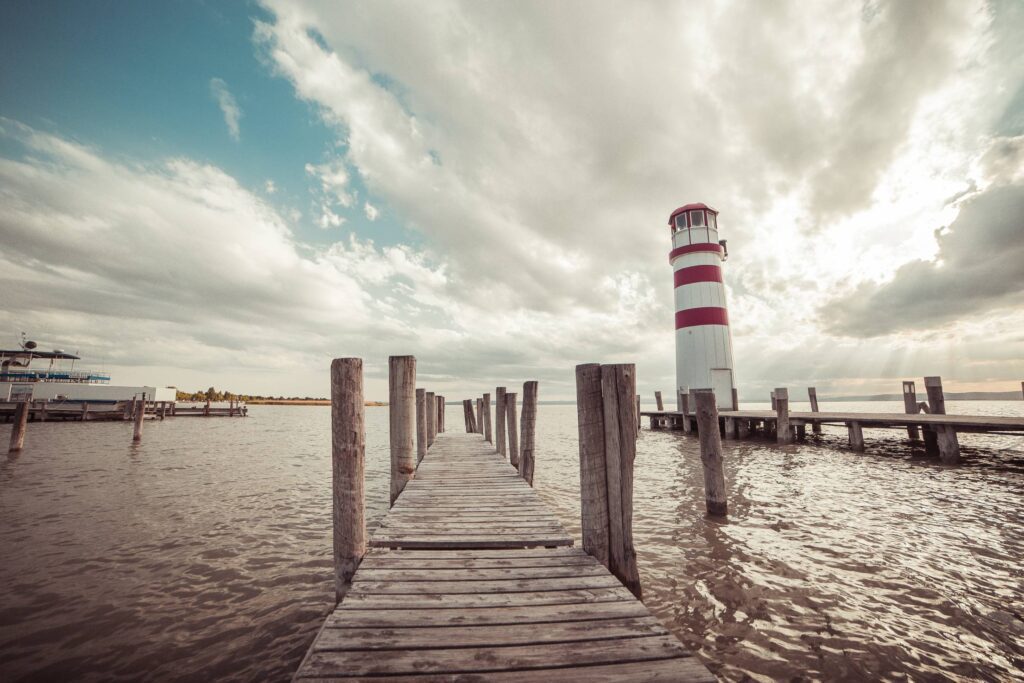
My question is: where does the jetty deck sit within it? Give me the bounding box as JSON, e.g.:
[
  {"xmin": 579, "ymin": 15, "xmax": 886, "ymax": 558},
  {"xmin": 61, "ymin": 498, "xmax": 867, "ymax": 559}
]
[
  {"xmin": 643, "ymin": 409, "xmax": 1024, "ymax": 434},
  {"xmin": 294, "ymin": 432, "xmax": 713, "ymax": 682}
]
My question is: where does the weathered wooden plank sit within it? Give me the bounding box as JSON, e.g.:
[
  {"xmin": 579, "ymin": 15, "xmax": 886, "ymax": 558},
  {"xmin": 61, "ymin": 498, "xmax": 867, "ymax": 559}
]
[
  {"xmin": 351, "ymin": 575, "xmax": 623, "ymax": 594},
  {"xmin": 341, "ymin": 586, "xmax": 634, "ymax": 608},
  {"xmin": 355, "ymin": 565, "xmax": 611, "ymax": 581},
  {"xmin": 369, "ymin": 538, "xmax": 574, "ymax": 550},
  {"xmin": 299, "ymin": 635, "xmax": 692, "ymax": 677},
  {"xmin": 360, "ymin": 556, "xmax": 598, "ymax": 570},
  {"xmin": 317, "ymin": 616, "xmax": 668, "ymax": 650},
  {"xmin": 324, "ymin": 600, "xmax": 653, "ymax": 628}
]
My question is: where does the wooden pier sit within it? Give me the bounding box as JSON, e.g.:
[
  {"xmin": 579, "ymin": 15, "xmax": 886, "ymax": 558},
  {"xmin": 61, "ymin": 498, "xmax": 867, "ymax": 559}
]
[
  {"xmin": 0, "ymin": 399, "xmax": 246, "ymax": 422},
  {"xmin": 295, "ymin": 432, "xmax": 712, "ymax": 681}
]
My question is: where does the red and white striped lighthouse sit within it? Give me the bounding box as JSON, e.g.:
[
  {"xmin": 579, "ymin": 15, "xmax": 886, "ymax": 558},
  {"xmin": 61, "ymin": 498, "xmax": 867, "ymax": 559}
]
[{"xmin": 669, "ymin": 203, "xmax": 736, "ymax": 409}]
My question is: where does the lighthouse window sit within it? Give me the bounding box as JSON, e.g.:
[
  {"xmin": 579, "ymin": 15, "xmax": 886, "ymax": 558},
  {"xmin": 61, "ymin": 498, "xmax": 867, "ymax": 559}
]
[
  {"xmin": 708, "ymin": 213, "xmax": 717, "ymax": 230},
  {"xmin": 675, "ymin": 213, "xmax": 688, "ymax": 229},
  {"xmin": 690, "ymin": 210, "xmax": 705, "ymax": 227}
]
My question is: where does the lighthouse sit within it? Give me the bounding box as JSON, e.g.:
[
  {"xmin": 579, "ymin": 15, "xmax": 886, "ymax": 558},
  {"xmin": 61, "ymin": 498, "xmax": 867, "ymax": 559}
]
[{"xmin": 669, "ymin": 203, "xmax": 736, "ymax": 409}]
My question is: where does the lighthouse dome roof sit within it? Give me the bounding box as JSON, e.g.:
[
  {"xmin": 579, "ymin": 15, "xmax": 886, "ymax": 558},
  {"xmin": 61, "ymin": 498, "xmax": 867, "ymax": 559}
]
[{"xmin": 668, "ymin": 202, "xmax": 718, "ymax": 224}]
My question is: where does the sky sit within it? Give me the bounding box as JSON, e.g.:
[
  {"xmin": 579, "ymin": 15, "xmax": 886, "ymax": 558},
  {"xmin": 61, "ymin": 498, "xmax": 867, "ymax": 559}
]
[{"xmin": 1, "ymin": 0, "xmax": 1022, "ymax": 402}]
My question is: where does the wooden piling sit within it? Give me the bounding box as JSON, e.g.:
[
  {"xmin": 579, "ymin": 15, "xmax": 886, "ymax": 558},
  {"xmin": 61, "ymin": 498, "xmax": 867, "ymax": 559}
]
[
  {"xmin": 9, "ymin": 401, "xmax": 29, "ymax": 453},
  {"xmin": 462, "ymin": 399, "xmax": 474, "ymax": 433},
  {"xmin": 38, "ymin": 401, "xmax": 47, "ymax": 422},
  {"xmin": 848, "ymin": 421, "xmax": 864, "ymax": 451},
  {"xmin": 681, "ymin": 390, "xmax": 692, "ymax": 434},
  {"xmin": 694, "ymin": 390, "xmax": 727, "ymax": 517},
  {"xmin": 331, "ymin": 358, "xmax": 366, "ymax": 603},
  {"xmin": 495, "ymin": 387, "xmax": 507, "ymax": 458},
  {"xmin": 635, "ymin": 394, "xmax": 641, "ymax": 427},
  {"xmin": 520, "ymin": 381, "xmax": 538, "ymax": 487},
  {"xmin": 724, "ymin": 417, "xmax": 737, "ymax": 439},
  {"xmin": 902, "ymin": 381, "xmax": 920, "ymax": 440},
  {"xmin": 132, "ymin": 394, "xmax": 145, "ymax": 442},
  {"xmin": 599, "ymin": 364, "xmax": 642, "ymax": 598},
  {"xmin": 81, "ymin": 402, "xmax": 90, "ymax": 421},
  {"xmin": 576, "ymin": 364, "xmax": 609, "ymax": 567},
  {"xmin": 474, "ymin": 398, "xmax": 483, "ymax": 434},
  {"xmin": 775, "ymin": 387, "xmax": 792, "ymax": 444},
  {"xmin": 426, "ymin": 391, "xmax": 436, "ymax": 447},
  {"xmin": 808, "ymin": 387, "xmax": 822, "ymax": 434},
  {"xmin": 654, "ymin": 391, "xmax": 664, "ymax": 411},
  {"xmin": 483, "ymin": 393, "xmax": 492, "ymax": 443},
  {"xmin": 388, "ymin": 356, "xmax": 416, "ymax": 506},
  {"xmin": 506, "ymin": 392, "xmax": 520, "ymax": 469},
  {"xmin": 925, "ymin": 376, "xmax": 959, "ymax": 464},
  {"xmin": 415, "ymin": 389, "xmax": 427, "ymax": 465},
  {"xmin": 204, "ymin": 399, "xmax": 210, "ymax": 417},
  {"xmin": 435, "ymin": 396, "xmax": 444, "ymax": 433}
]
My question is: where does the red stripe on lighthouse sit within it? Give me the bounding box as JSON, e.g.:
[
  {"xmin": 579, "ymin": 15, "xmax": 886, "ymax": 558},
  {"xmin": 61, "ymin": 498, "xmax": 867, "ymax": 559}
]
[
  {"xmin": 668, "ymin": 243, "xmax": 722, "ymax": 263},
  {"xmin": 675, "ymin": 307, "xmax": 729, "ymax": 329},
  {"xmin": 674, "ymin": 265, "xmax": 722, "ymax": 287}
]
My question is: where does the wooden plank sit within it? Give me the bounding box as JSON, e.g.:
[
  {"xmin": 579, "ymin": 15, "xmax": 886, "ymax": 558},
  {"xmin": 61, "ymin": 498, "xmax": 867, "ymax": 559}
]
[
  {"xmin": 316, "ymin": 616, "xmax": 668, "ymax": 650},
  {"xmin": 341, "ymin": 586, "xmax": 635, "ymax": 608},
  {"xmin": 299, "ymin": 635, "xmax": 693, "ymax": 677},
  {"xmin": 355, "ymin": 565, "xmax": 611, "ymax": 581},
  {"xmin": 350, "ymin": 575, "xmax": 623, "ymax": 594},
  {"xmin": 324, "ymin": 600, "xmax": 653, "ymax": 628}
]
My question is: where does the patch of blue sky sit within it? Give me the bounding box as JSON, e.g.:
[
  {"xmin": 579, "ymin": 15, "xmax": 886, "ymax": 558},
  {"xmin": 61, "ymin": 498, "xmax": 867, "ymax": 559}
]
[{"xmin": 0, "ymin": 1, "xmax": 413, "ymax": 251}]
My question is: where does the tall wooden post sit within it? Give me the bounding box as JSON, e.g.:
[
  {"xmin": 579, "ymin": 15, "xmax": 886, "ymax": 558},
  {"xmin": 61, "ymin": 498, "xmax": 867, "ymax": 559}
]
[
  {"xmin": 634, "ymin": 394, "xmax": 641, "ymax": 426},
  {"xmin": 426, "ymin": 391, "xmax": 436, "ymax": 447},
  {"xmin": 331, "ymin": 358, "xmax": 365, "ymax": 603},
  {"xmin": 520, "ymin": 381, "xmax": 538, "ymax": 486},
  {"xmin": 436, "ymin": 395, "xmax": 445, "ymax": 433},
  {"xmin": 902, "ymin": 381, "xmax": 920, "ymax": 440},
  {"xmin": 8, "ymin": 401, "xmax": 29, "ymax": 453},
  {"xmin": 388, "ymin": 356, "xmax": 416, "ymax": 506},
  {"xmin": 654, "ymin": 391, "xmax": 664, "ymax": 411},
  {"xmin": 576, "ymin": 364, "xmax": 609, "ymax": 567},
  {"xmin": 133, "ymin": 393, "xmax": 145, "ymax": 442},
  {"xmin": 462, "ymin": 399, "xmax": 473, "ymax": 432},
  {"xmin": 483, "ymin": 393, "xmax": 492, "ymax": 443},
  {"xmin": 415, "ymin": 388, "xmax": 427, "ymax": 465},
  {"xmin": 925, "ymin": 376, "xmax": 959, "ymax": 464},
  {"xmin": 694, "ymin": 390, "xmax": 727, "ymax": 517},
  {"xmin": 681, "ymin": 391, "xmax": 692, "ymax": 434},
  {"xmin": 506, "ymin": 392, "xmax": 520, "ymax": 469},
  {"xmin": 495, "ymin": 387, "xmax": 507, "ymax": 457},
  {"xmin": 599, "ymin": 364, "xmax": 642, "ymax": 598},
  {"xmin": 775, "ymin": 388, "xmax": 791, "ymax": 444},
  {"xmin": 848, "ymin": 421, "xmax": 865, "ymax": 451},
  {"xmin": 475, "ymin": 398, "xmax": 484, "ymax": 434},
  {"xmin": 808, "ymin": 387, "xmax": 822, "ymax": 434}
]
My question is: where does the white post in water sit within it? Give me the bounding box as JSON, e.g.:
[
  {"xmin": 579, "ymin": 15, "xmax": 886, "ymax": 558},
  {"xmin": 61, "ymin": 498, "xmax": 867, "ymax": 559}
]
[
  {"xmin": 331, "ymin": 358, "xmax": 365, "ymax": 603},
  {"xmin": 389, "ymin": 356, "xmax": 416, "ymax": 506}
]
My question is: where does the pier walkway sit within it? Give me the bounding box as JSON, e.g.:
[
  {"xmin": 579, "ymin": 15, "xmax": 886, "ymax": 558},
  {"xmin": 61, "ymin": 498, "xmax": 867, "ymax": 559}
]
[{"xmin": 294, "ymin": 432, "xmax": 713, "ymax": 681}]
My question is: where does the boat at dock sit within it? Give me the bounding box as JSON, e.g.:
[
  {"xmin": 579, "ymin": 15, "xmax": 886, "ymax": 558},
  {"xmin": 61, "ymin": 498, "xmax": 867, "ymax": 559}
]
[{"xmin": 0, "ymin": 336, "xmax": 176, "ymax": 405}]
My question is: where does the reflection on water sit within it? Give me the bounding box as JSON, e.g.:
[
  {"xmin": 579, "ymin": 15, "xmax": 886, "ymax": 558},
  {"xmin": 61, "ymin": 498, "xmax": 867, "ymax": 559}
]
[{"xmin": 0, "ymin": 401, "xmax": 1022, "ymax": 681}]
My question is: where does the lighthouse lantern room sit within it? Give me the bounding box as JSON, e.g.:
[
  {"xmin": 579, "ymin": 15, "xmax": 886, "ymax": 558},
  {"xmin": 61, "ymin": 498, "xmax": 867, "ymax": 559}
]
[{"xmin": 668, "ymin": 203, "xmax": 736, "ymax": 409}]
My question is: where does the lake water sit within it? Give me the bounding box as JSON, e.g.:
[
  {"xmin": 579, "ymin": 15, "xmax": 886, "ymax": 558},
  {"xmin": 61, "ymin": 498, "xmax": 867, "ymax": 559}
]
[{"xmin": 1, "ymin": 401, "xmax": 1022, "ymax": 681}]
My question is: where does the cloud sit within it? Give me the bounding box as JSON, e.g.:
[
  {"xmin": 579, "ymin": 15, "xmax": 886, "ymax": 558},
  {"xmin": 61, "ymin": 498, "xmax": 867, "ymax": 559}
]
[
  {"xmin": 209, "ymin": 77, "xmax": 242, "ymax": 141},
  {"xmin": 364, "ymin": 202, "xmax": 379, "ymax": 221},
  {"xmin": 820, "ymin": 154, "xmax": 1024, "ymax": 337}
]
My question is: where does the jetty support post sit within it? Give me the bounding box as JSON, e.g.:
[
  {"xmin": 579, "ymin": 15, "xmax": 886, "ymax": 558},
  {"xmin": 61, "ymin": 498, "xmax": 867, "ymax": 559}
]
[
  {"xmin": 38, "ymin": 400, "xmax": 47, "ymax": 422},
  {"xmin": 506, "ymin": 392, "xmax": 520, "ymax": 469},
  {"xmin": 436, "ymin": 395, "xmax": 444, "ymax": 433},
  {"xmin": 495, "ymin": 387, "xmax": 507, "ymax": 457},
  {"xmin": 724, "ymin": 416, "xmax": 737, "ymax": 439},
  {"xmin": 426, "ymin": 391, "xmax": 436, "ymax": 447},
  {"xmin": 654, "ymin": 391, "xmax": 664, "ymax": 411},
  {"xmin": 569, "ymin": 364, "xmax": 643, "ymax": 598},
  {"xmin": 415, "ymin": 388, "xmax": 427, "ymax": 465},
  {"xmin": 462, "ymin": 399, "xmax": 473, "ymax": 433},
  {"xmin": 483, "ymin": 393, "xmax": 492, "ymax": 443},
  {"xmin": 775, "ymin": 388, "xmax": 792, "ymax": 444},
  {"xmin": 331, "ymin": 358, "xmax": 366, "ymax": 603},
  {"xmin": 204, "ymin": 399, "xmax": 210, "ymax": 417},
  {"xmin": 132, "ymin": 393, "xmax": 145, "ymax": 442},
  {"xmin": 520, "ymin": 381, "xmax": 538, "ymax": 486},
  {"xmin": 925, "ymin": 376, "xmax": 959, "ymax": 464},
  {"xmin": 848, "ymin": 421, "xmax": 864, "ymax": 451},
  {"xmin": 635, "ymin": 394, "xmax": 641, "ymax": 429},
  {"xmin": 388, "ymin": 355, "xmax": 416, "ymax": 507},
  {"xmin": 476, "ymin": 398, "xmax": 485, "ymax": 435},
  {"xmin": 9, "ymin": 401, "xmax": 29, "ymax": 453},
  {"xmin": 694, "ymin": 389, "xmax": 727, "ymax": 517},
  {"xmin": 808, "ymin": 387, "xmax": 822, "ymax": 434},
  {"xmin": 81, "ymin": 402, "xmax": 90, "ymax": 422},
  {"xmin": 681, "ymin": 389, "xmax": 692, "ymax": 434},
  {"xmin": 902, "ymin": 381, "xmax": 920, "ymax": 440}
]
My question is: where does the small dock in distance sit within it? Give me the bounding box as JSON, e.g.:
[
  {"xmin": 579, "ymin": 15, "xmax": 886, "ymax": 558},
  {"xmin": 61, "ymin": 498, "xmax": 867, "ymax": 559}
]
[{"xmin": 295, "ymin": 432, "xmax": 713, "ymax": 681}]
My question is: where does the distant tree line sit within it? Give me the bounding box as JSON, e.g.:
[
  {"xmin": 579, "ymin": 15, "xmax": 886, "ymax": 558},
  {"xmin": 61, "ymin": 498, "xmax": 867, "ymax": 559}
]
[{"xmin": 174, "ymin": 386, "xmax": 327, "ymax": 401}]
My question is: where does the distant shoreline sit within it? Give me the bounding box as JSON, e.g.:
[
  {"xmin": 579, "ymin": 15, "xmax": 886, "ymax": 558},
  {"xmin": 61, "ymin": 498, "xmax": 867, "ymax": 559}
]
[{"xmin": 245, "ymin": 399, "xmax": 387, "ymax": 406}]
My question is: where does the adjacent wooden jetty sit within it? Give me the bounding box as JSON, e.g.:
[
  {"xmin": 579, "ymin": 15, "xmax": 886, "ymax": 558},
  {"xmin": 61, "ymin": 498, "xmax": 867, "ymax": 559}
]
[
  {"xmin": 294, "ymin": 358, "xmax": 714, "ymax": 682},
  {"xmin": 0, "ymin": 399, "xmax": 246, "ymax": 422},
  {"xmin": 642, "ymin": 377, "xmax": 1024, "ymax": 465}
]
